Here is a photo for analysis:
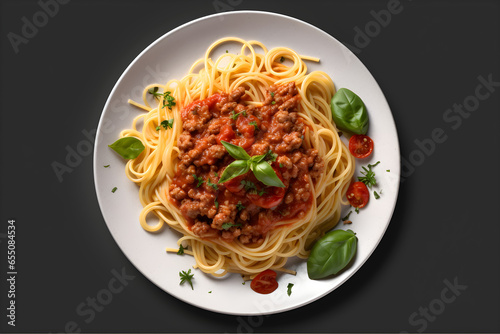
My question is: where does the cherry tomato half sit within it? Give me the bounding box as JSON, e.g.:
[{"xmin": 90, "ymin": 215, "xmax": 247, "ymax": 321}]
[
  {"xmin": 223, "ymin": 173, "xmax": 247, "ymax": 193},
  {"xmin": 247, "ymin": 168, "xmax": 286, "ymax": 208},
  {"xmin": 247, "ymin": 186, "xmax": 286, "ymax": 209},
  {"xmin": 346, "ymin": 181, "xmax": 370, "ymax": 208},
  {"xmin": 250, "ymin": 269, "xmax": 279, "ymax": 294},
  {"xmin": 348, "ymin": 134, "xmax": 374, "ymax": 159}
]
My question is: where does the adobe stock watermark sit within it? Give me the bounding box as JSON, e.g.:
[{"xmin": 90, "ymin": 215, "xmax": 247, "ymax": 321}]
[
  {"xmin": 401, "ymin": 276, "xmax": 467, "ymax": 333},
  {"xmin": 51, "ymin": 64, "xmax": 170, "ymax": 183},
  {"xmin": 51, "ymin": 267, "xmax": 135, "ymax": 334},
  {"xmin": 6, "ymin": 0, "xmax": 70, "ymax": 55},
  {"xmin": 343, "ymin": 0, "xmax": 411, "ymax": 56},
  {"xmin": 226, "ymin": 285, "xmax": 294, "ymax": 334},
  {"xmin": 212, "ymin": 0, "xmax": 243, "ymax": 21},
  {"xmin": 401, "ymin": 73, "xmax": 499, "ymax": 182}
]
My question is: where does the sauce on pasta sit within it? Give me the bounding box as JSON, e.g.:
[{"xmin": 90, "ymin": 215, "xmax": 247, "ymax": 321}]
[{"xmin": 169, "ymin": 82, "xmax": 324, "ymax": 244}]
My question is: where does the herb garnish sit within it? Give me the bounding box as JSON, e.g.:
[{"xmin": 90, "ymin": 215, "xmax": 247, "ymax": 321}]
[
  {"xmin": 193, "ymin": 174, "xmax": 204, "ymax": 188},
  {"xmin": 358, "ymin": 161, "xmax": 380, "ymax": 188},
  {"xmin": 236, "ymin": 201, "xmax": 245, "ymax": 211},
  {"xmin": 104, "ymin": 165, "xmax": 110, "ymax": 168},
  {"xmin": 342, "ymin": 211, "xmax": 353, "ymax": 221},
  {"xmin": 287, "ymin": 283, "xmax": 294, "ymax": 296},
  {"xmin": 156, "ymin": 118, "xmax": 174, "ymax": 131},
  {"xmin": 230, "ymin": 110, "xmax": 247, "ymax": 120},
  {"xmin": 214, "ymin": 197, "xmax": 219, "ymax": 209},
  {"xmin": 109, "ymin": 137, "xmax": 145, "ymax": 159},
  {"xmin": 207, "ymin": 178, "xmax": 219, "ymax": 191},
  {"xmin": 217, "ymin": 141, "xmax": 285, "ymax": 188},
  {"xmin": 374, "ymin": 191, "xmax": 380, "ymax": 199},
  {"xmin": 179, "ymin": 269, "xmax": 194, "ymax": 290},
  {"xmin": 111, "ymin": 187, "xmax": 117, "ymax": 193},
  {"xmin": 177, "ymin": 245, "xmax": 185, "ymax": 255},
  {"xmin": 249, "ymin": 121, "xmax": 259, "ymax": 131},
  {"xmin": 148, "ymin": 87, "xmax": 176, "ymax": 110},
  {"xmin": 221, "ymin": 222, "xmax": 242, "ymax": 230}
]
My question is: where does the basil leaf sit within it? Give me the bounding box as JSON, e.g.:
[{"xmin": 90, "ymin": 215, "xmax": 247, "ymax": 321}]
[
  {"xmin": 330, "ymin": 88, "xmax": 369, "ymax": 135},
  {"xmin": 307, "ymin": 229, "xmax": 357, "ymax": 279},
  {"xmin": 108, "ymin": 137, "xmax": 145, "ymax": 159},
  {"xmin": 250, "ymin": 154, "xmax": 266, "ymax": 164},
  {"xmin": 220, "ymin": 141, "xmax": 251, "ymax": 160},
  {"xmin": 251, "ymin": 161, "xmax": 285, "ymax": 188},
  {"xmin": 218, "ymin": 160, "xmax": 250, "ymax": 184}
]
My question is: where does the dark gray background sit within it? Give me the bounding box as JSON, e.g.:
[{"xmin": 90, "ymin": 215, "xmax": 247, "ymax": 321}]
[{"xmin": 1, "ymin": 0, "xmax": 499, "ymax": 333}]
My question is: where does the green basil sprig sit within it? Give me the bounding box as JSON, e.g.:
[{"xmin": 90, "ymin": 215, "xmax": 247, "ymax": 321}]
[
  {"xmin": 218, "ymin": 141, "xmax": 285, "ymax": 188},
  {"xmin": 108, "ymin": 137, "xmax": 145, "ymax": 159},
  {"xmin": 307, "ymin": 229, "xmax": 357, "ymax": 279},
  {"xmin": 330, "ymin": 88, "xmax": 369, "ymax": 135}
]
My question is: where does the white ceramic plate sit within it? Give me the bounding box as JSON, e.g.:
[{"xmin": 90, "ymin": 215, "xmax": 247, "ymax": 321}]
[{"xmin": 93, "ymin": 10, "xmax": 400, "ymax": 315}]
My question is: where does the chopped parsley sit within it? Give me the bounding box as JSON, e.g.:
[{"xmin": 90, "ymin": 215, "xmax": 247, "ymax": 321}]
[
  {"xmin": 355, "ymin": 207, "xmax": 359, "ymax": 214},
  {"xmin": 270, "ymin": 92, "xmax": 275, "ymax": 97},
  {"xmin": 241, "ymin": 180, "xmax": 267, "ymax": 196},
  {"xmin": 374, "ymin": 191, "xmax": 380, "ymax": 199},
  {"xmin": 207, "ymin": 178, "xmax": 219, "ymax": 191},
  {"xmin": 279, "ymin": 56, "xmax": 285, "ymax": 63},
  {"xmin": 263, "ymin": 150, "xmax": 278, "ymax": 163},
  {"xmin": 249, "ymin": 121, "xmax": 259, "ymax": 131},
  {"xmin": 214, "ymin": 197, "xmax": 219, "ymax": 209},
  {"xmin": 179, "ymin": 269, "xmax": 194, "ymax": 290},
  {"xmin": 148, "ymin": 87, "xmax": 176, "ymax": 110},
  {"xmin": 271, "ymin": 100, "xmax": 276, "ymax": 105},
  {"xmin": 104, "ymin": 164, "xmax": 110, "ymax": 168},
  {"xmin": 177, "ymin": 245, "xmax": 185, "ymax": 255},
  {"xmin": 358, "ymin": 161, "xmax": 380, "ymax": 188},
  {"xmin": 230, "ymin": 110, "xmax": 247, "ymax": 120},
  {"xmin": 287, "ymin": 283, "xmax": 294, "ymax": 296},
  {"xmin": 241, "ymin": 180, "xmax": 257, "ymax": 192},
  {"xmin": 221, "ymin": 222, "xmax": 242, "ymax": 230},
  {"xmin": 156, "ymin": 118, "xmax": 174, "ymax": 131},
  {"xmin": 342, "ymin": 211, "xmax": 353, "ymax": 221},
  {"xmin": 193, "ymin": 174, "xmax": 204, "ymax": 188},
  {"xmin": 111, "ymin": 187, "xmax": 117, "ymax": 193},
  {"xmin": 236, "ymin": 201, "xmax": 245, "ymax": 211}
]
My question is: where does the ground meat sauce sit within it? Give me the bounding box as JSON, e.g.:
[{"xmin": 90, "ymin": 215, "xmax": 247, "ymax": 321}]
[{"xmin": 169, "ymin": 82, "xmax": 325, "ymax": 244}]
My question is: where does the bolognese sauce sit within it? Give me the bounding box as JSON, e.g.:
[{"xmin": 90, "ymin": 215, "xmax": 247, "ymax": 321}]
[{"xmin": 169, "ymin": 82, "xmax": 325, "ymax": 244}]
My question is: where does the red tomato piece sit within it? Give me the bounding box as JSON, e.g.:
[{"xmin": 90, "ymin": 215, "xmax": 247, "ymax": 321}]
[
  {"xmin": 216, "ymin": 124, "xmax": 235, "ymax": 144},
  {"xmin": 346, "ymin": 181, "xmax": 370, "ymax": 208},
  {"xmin": 247, "ymin": 168, "xmax": 286, "ymax": 208},
  {"xmin": 236, "ymin": 114, "xmax": 260, "ymax": 138},
  {"xmin": 349, "ymin": 134, "xmax": 374, "ymax": 159},
  {"xmin": 250, "ymin": 269, "xmax": 278, "ymax": 294},
  {"xmin": 247, "ymin": 186, "xmax": 286, "ymax": 209},
  {"xmin": 223, "ymin": 173, "xmax": 247, "ymax": 193}
]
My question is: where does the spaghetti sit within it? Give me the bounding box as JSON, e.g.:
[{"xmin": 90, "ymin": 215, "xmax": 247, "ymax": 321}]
[{"xmin": 120, "ymin": 37, "xmax": 355, "ymax": 278}]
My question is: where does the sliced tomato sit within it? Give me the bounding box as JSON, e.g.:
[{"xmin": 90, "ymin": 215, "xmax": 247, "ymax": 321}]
[
  {"xmin": 223, "ymin": 173, "xmax": 247, "ymax": 193},
  {"xmin": 246, "ymin": 168, "xmax": 286, "ymax": 209},
  {"xmin": 349, "ymin": 134, "xmax": 374, "ymax": 159},
  {"xmin": 346, "ymin": 181, "xmax": 369, "ymax": 208},
  {"xmin": 247, "ymin": 186, "xmax": 286, "ymax": 209},
  {"xmin": 250, "ymin": 269, "xmax": 278, "ymax": 294}
]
